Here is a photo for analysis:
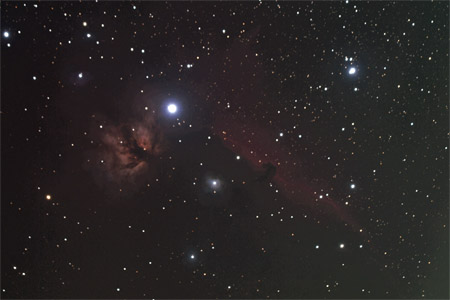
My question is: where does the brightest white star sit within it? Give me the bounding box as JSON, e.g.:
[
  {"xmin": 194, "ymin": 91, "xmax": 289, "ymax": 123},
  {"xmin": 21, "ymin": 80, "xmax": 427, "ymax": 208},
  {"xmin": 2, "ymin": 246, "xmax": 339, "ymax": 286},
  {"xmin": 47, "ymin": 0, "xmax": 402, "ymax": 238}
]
[
  {"xmin": 167, "ymin": 104, "xmax": 177, "ymax": 114},
  {"xmin": 348, "ymin": 67, "xmax": 356, "ymax": 75},
  {"xmin": 3, "ymin": 31, "xmax": 10, "ymax": 38},
  {"xmin": 350, "ymin": 183, "xmax": 356, "ymax": 189}
]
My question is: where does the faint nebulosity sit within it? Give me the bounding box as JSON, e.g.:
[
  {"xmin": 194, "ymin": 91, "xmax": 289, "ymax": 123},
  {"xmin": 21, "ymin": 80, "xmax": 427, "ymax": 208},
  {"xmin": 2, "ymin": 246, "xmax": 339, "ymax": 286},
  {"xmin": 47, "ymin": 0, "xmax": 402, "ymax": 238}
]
[{"xmin": 1, "ymin": 1, "xmax": 449, "ymax": 299}]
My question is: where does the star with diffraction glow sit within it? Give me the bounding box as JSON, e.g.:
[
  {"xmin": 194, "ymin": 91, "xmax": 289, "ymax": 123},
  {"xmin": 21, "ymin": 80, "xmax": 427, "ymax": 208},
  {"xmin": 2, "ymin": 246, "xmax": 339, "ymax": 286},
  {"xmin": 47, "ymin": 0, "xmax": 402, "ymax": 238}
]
[{"xmin": 167, "ymin": 104, "xmax": 177, "ymax": 114}]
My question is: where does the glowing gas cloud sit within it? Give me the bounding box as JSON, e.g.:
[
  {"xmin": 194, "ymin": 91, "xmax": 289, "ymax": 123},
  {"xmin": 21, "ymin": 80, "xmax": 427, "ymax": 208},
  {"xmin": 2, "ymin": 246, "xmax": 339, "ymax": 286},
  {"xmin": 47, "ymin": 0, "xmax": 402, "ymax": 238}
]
[{"xmin": 86, "ymin": 113, "xmax": 164, "ymax": 193}]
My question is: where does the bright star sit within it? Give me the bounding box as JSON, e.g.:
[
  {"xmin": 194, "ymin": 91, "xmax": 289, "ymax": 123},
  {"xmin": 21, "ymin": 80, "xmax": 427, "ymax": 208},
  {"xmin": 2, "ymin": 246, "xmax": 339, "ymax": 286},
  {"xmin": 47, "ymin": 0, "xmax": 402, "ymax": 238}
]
[
  {"xmin": 348, "ymin": 67, "xmax": 356, "ymax": 75},
  {"xmin": 167, "ymin": 104, "xmax": 177, "ymax": 114},
  {"xmin": 350, "ymin": 183, "xmax": 356, "ymax": 189},
  {"xmin": 340, "ymin": 243, "xmax": 345, "ymax": 249},
  {"xmin": 78, "ymin": 73, "xmax": 83, "ymax": 78},
  {"xmin": 190, "ymin": 254, "xmax": 195, "ymax": 259},
  {"xmin": 208, "ymin": 178, "xmax": 221, "ymax": 190},
  {"xmin": 3, "ymin": 31, "xmax": 9, "ymax": 38}
]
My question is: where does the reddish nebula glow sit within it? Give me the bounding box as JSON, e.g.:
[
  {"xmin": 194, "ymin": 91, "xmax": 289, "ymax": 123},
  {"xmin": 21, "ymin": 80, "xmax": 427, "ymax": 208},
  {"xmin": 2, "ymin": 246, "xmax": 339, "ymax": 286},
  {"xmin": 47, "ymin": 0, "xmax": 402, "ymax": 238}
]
[
  {"xmin": 212, "ymin": 115, "xmax": 361, "ymax": 231},
  {"xmin": 87, "ymin": 114, "xmax": 164, "ymax": 192}
]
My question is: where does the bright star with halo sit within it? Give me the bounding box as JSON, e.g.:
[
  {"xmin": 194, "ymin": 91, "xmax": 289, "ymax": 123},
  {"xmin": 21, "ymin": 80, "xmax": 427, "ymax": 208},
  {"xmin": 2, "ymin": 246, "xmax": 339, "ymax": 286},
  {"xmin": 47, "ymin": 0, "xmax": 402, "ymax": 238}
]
[{"xmin": 167, "ymin": 104, "xmax": 177, "ymax": 114}]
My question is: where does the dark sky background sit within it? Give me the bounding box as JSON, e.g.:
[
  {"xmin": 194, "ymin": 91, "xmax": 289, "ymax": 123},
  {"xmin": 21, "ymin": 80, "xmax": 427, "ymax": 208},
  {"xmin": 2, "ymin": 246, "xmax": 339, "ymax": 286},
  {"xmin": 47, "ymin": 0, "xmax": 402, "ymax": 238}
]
[{"xmin": 1, "ymin": 1, "xmax": 449, "ymax": 299}]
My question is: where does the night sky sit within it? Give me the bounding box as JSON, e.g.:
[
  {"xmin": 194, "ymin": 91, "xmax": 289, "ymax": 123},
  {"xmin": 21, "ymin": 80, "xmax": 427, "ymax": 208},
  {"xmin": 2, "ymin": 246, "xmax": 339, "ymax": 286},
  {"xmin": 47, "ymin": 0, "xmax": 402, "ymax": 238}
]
[{"xmin": 1, "ymin": 1, "xmax": 449, "ymax": 299}]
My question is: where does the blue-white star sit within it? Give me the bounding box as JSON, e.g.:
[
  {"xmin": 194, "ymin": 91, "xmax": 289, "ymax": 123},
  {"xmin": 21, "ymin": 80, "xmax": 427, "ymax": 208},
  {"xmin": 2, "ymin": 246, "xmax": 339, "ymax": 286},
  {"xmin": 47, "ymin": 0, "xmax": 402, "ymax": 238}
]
[{"xmin": 167, "ymin": 104, "xmax": 177, "ymax": 114}]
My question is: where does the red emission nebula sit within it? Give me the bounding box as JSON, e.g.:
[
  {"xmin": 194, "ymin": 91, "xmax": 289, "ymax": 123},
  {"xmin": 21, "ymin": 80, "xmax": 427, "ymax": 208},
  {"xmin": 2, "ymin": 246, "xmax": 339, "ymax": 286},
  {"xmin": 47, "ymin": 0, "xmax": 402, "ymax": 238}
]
[{"xmin": 212, "ymin": 114, "xmax": 361, "ymax": 232}]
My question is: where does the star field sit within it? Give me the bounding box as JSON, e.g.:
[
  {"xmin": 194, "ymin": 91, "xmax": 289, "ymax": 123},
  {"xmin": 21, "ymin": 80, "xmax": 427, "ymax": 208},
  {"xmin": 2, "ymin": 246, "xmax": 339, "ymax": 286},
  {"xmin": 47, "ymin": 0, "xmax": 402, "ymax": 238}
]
[{"xmin": 1, "ymin": 1, "xmax": 449, "ymax": 299}]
